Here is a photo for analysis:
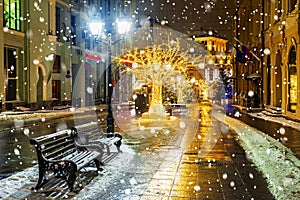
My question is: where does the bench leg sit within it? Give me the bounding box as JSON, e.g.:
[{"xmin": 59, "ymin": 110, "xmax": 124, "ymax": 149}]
[
  {"xmin": 31, "ymin": 171, "xmax": 47, "ymax": 191},
  {"xmin": 64, "ymin": 164, "xmax": 77, "ymax": 191},
  {"xmin": 104, "ymin": 143, "xmax": 111, "ymax": 154},
  {"xmin": 107, "ymin": 133, "xmax": 123, "ymax": 152},
  {"xmin": 114, "ymin": 134, "xmax": 122, "ymax": 153},
  {"xmin": 94, "ymin": 159, "xmax": 104, "ymax": 171}
]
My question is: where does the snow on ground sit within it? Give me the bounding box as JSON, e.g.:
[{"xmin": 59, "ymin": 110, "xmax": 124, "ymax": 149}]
[
  {"xmin": 0, "ymin": 166, "xmax": 37, "ymax": 199},
  {"xmin": 248, "ymin": 112, "xmax": 300, "ymax": 131},
  {"xmin": 74, "ymin": 145, "xmax": 137, "ymax": 199},
  {"xmin": 213, "ymin": 111, "xmax": 300, "ymax": 200},
  {"xmin": 1, "ymin": 105, "xmax": 299, "ymax": 199},
  {"xmin": 0, "ymin": 144, "xmax": 136, "ymax": 200}
]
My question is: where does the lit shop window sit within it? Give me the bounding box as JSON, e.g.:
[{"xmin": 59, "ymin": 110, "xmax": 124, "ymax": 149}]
[
  {"xmin": 4, "ymin": 47, "xmax": 18, "ymax": 101},
  {"xmin": 3, "ymin": 0, "xmax": 21, "ymax": 31},
  {"xmin": 288, "ymin": 46, "xmax": 297, "ymax": 113}
]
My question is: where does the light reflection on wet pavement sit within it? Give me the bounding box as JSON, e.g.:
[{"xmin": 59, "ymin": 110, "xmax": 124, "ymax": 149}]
[
  {"xmin": 0, "ymin": 104, "xmax": 275, "ymax": 199},
  {"xmin": 80, "ymin": 103, "xmax": 274, "ymax": 199}
]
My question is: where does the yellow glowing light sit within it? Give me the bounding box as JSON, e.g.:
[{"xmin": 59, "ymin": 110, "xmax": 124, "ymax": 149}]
[{"xmin": 115, "ymin": 39, "xmax": 203, "ymax": 115}]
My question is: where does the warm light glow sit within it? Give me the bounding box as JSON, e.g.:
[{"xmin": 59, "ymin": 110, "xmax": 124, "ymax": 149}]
[
  {"xmin": 116, "ymin": 39, "xmax": 203, "ymax": 115},
  {"xmin": 208, "ymin": 58, "xmax": 214, "ymax": 64},
  {"xmin": 191, "ymin": 77, "xmax": 196, "ymax": 83}
]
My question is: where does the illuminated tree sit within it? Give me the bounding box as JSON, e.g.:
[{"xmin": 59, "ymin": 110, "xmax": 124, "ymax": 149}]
[
  {"xmin": 116, "ymin": 39, "xmax": 203, "ymax": 116},
  {"xmin": 163, "ymin": 74, "xmax": 195, "ymax": 103}
]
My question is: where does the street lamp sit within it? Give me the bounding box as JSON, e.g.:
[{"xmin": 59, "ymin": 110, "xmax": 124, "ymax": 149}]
[{"xmin": 89, "ymin": 19, "xmax": 131, "ymax": 133}]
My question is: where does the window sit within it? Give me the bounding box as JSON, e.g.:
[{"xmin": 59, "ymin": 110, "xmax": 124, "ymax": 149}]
[
  {"xmin": 3, "ymin": 0, "xmax": 21, "ymax": 31},
  {"xmin": 288, "ymin": 0, "xmax": 297, "ymax": 13},
  {"xmin": 85, "ymin": 36, "xmax": 91, "ymax": 50},
  {"xmin": 56, "ymin": 6, "xmax": 61, "ymax": 41},
  {"xmin": 288, "ymin": 46, "xmax": 297, "ymax": 113},
  {"xmin": 4, "ymin": 47, "xmax": 18, "ymax": 101},
  {"xmin": 52, "ymin": 80, "xmax": 61, "ymax": 99},
  {"xmin": 209, "ymin": 70, "xmax": 214, "ymax": 81},
  {"xmin": 53, "ymin": 55, "xmax": 61, "ymax": 73},
  {"xmin": 276, "ymin": 0, "xmax": 282, "ymax": 20},
  {"xmin": 71, "ymin": 14, "xmax": 77, "ymax": 46}
]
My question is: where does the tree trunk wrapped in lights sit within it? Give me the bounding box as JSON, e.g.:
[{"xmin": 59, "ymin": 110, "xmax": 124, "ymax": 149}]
[{"xmin": 149, "ymin": 81, "xmax": 165, "ymax": 117}]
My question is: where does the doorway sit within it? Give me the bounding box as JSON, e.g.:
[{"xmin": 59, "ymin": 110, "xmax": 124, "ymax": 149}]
[
  {"xmin": 275, "ymin": 51, "xmax": 282, "ymax": 107},
  {"xmin": 37, "ymin": 67, "xmax": 43, "ymax": 108}
]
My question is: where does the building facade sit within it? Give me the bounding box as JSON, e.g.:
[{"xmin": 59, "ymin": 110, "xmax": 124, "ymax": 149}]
[
  {"xmin": 234, "ymin": 0, "xmax": 263, "ymax": 108},
  {"xmin": 264, "ymin": 0, "xmax": 299, "ymax": 120},
  {"xmin": 191, "ymin": 33, "xmax": 233, "ymax": 103},
  {"xmin": 0, "ymin": 0, "xmax": 135, "ymax": 111},
  {"xmin": 235, "ymin": 0, "xmax": 300, "ymax": 120}
]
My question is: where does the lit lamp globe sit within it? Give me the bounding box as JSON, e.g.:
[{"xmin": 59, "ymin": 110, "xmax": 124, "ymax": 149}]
[
  {"xmin": 89, "ymin": 21, "xmax": 103, "ymax": 37},
  {"xmin": 117, "ymin": 20, "xmax": 131, "ymax": 35}
]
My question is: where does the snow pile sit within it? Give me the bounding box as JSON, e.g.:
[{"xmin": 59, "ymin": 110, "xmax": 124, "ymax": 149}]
[
  {"xmin": 248, "ymin": 112, "xmax": 300, "ymax": 131},
  {"xmin": 214, "ymin": 112, "xmax": 300, "ymax": 200}
]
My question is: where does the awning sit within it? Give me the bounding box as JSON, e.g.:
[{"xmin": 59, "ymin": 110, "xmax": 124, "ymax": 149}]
[{"xmin": 247, "ymin": 72, "xmax": 261, "ymax": 80}]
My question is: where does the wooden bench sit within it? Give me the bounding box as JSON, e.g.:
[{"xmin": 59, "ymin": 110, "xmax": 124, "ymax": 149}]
[
  {"xmin": 71, "ymin": 122, "xmax": 123, "ymax": 157},
  {"xmin": 30, "ymin": 129, "xmax": 102, "ymax": 192}
]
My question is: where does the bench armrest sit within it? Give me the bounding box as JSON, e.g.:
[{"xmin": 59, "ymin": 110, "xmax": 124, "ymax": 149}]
[
  {"xmin": 74, "ymin": 140, "xmax": 104, "ymax": 155},
  {"xmin": 105, "ymin": 132, "xmax": 122, "ymax": 140}
]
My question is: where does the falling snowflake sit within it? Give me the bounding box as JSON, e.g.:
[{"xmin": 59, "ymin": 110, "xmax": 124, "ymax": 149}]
[
  {"xmin": 23, "ymin": 128, "xmax": 30, "ymax": 136},
  {"xmin": 14, "ymin": 148, "xmax": 20, "ymax": 156},
  {"xmin": 194, "ymin": 185, "xmax": 201, "ymax": 191},
  {"xmin": 278, "ymin": 127, "xmax": 285, "ymax": 135},
  {"xmin": 180, "ymin": 121, "xmax": 186, "ymax": 129},
  {"xmin": 87, "ymin": 87, "xmax": 93, "ymax": 94}
]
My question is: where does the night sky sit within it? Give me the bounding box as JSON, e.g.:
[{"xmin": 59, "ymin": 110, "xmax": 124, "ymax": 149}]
[{"xmin": 136, "ymin": 0, "xmax": 236, "ymax": 41}]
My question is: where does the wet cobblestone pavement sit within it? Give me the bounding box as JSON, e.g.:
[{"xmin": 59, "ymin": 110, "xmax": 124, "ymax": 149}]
[
  {"xmin": 0, "ymin": 104, "xmax": 276, "ymax": 199},
  {"xmin": 73, "ymin": 105, "xmax": 274, "ymax": 200}
]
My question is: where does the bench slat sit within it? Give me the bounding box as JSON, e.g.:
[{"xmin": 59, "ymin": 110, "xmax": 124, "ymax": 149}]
[
  {"xmin": 64, "ymin": 151, "xmax": 100, "ymax": 169},
  {"xmin": 42, "ymin": 143, "xmax": 76, "ymax": 159},
  {"xmin": 31, "ymin": 130, "xmax": 71, "ymax": 144}
]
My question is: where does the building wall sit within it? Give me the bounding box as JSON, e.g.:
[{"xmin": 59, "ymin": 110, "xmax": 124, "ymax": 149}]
[
  {"xmin": 235, "ymin": 0, "xmax": 262, "ymax": 108},
  {"xmin": 1, "ymin": 0, "xmax": 135, "ymax": 110},
  {"xmin": 264, "ymin": 0, "xmax": 299, "ymax": 119},
  {"xmin": 236, "ymin": 0, "xmax": 299, "ymax": 120},
  {"xmin": 0, "ymin": 0, "xmax": 67, "ymax": 110},
  {"xmin": 0, "ymin": 0, "xmax": 4, "ymax": 108},
  {"xmin": 193, "ymin": 35, "xmax": 233, "ymax": 102}
]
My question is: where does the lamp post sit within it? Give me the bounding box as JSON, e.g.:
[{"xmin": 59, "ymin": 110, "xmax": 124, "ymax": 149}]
[{"xmin": 89, "ymin": 19, "xmax": 130, "ymax": 133}]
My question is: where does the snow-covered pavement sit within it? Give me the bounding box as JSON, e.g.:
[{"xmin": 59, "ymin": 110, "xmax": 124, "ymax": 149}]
[{"xmin": 213, "ymin": 111, "xmax": 300, "ymax": 200}]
